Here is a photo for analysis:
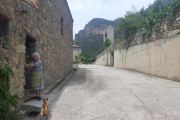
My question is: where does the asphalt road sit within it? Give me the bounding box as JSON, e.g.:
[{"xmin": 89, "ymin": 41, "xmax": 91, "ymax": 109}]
[{"xmin": 48, "ymin": 65, "xmax": 180, "ymax": 120}]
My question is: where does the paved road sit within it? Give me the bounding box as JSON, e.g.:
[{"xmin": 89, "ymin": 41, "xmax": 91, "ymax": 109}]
[{"xmin": 48, "ymin": 65, "xmax": 180, "ymax": 120}]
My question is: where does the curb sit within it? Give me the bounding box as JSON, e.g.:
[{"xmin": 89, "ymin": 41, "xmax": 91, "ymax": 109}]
[{"xmin": 43, "ymin": 70, "xmax": 75, "ymax": 95}]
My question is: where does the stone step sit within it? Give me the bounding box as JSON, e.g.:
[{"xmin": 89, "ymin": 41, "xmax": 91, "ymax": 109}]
[
  {"xmin": 18, "ymin": 110, "xmax": 27, "ymax": 115},
  {"xmin": 16, "ymin": 110, "xmax": 27, "ymax": 120},
  {"xmin": 21, "ymin": 95, "xmax": 56, "ymax": 112}
]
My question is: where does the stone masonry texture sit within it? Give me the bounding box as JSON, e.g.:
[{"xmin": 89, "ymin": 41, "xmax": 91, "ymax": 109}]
[{"xmin": 0, "ymin": 0, "xmax": 73, "ymax": 103}]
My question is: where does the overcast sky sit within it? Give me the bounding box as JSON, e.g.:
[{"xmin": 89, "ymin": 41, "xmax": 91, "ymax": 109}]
[{"xmin": 67, "ymin": 0, "xmax": 155, "ymax": 38}]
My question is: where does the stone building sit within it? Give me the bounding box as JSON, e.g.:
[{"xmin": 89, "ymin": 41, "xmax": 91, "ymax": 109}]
[
  {"xmin": 96, "ymin": 25, "xmax": 115, "ymax": 66},
  {"xmin": 103, "ymin": 25, "xmax": 114, "ymax": 45},
  {"xmin": 73, "ymin": 45, "xmax": 81, "ymax": 61},
  {"xmin": 0, "ymin": 0, "xmax": 73, "ymax": 103}
]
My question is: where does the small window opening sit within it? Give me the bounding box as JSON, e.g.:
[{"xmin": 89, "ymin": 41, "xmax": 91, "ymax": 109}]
[
  {"xmin": 61, "ymin": 17, "xmax": 63, "ymax": 36},
  {"xmin": 0, "ymin": 19, "xmax": 9, "ymax": 49},
  {"xmin": 0, "ymin": 20, "xmax": 2, "ymax": 37},
  {"xmin": 105, "ymin": 32, "xmax": 107, "ymax": 38}
]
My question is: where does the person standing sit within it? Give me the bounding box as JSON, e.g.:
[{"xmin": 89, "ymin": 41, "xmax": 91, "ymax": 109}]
[{"xmin": 26, "ymin": 52, "xmax": 44, "ymax": 101}]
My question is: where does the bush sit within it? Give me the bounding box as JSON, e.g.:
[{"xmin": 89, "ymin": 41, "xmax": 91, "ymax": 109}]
[
  {"xmin": 0, "ymin": 66, "xmax": 19, "ymax": 120},
  {"xmin": 116, "ymin": 0, "xmax": 180, "ymax": 39},
  {"xmin": 98, "ymin": 37, "xmax": 111, "ymax": 54}
]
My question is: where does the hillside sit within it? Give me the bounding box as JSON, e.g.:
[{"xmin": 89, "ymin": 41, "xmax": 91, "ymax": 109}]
[
  {"xmin": 74, "ymin": 0, "xmax": 173, "ymax": 60},
  {"xmin": 75, "ymin": 18, "xmax": 119, "ymax": 59}
]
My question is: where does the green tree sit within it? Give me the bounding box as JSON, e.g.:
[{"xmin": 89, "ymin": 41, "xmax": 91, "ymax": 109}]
[
  {"xmin": 79, "ymin": 53, "xmax": 84, "ymax": 61},
  {"xmin": 74, "ymin": 56, "xmax": 78, "ymax": 63},
  {"xmin": 116, "ymin": 6, "xmax": 146, "ymax": 39},
  {"xmin": 97, "ymin": 37, "xmax": 111, "ymax": 54},
  {"xmin": 115, "ymin": 39, "xmax": 122, "ymax": 45},
  {"xmin": 104, "ymin": 38, "xmax": 111, "ymax": 47}
]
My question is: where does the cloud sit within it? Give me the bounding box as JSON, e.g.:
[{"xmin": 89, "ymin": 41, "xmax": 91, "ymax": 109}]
[{"xmin": 67, "ymin": 0, "xmax": 155, "ymax": 38}]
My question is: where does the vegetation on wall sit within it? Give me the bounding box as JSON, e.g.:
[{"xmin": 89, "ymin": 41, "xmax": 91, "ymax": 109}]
[
  {"xmin": 116, "ymin": 0, "xmax": 180, "ymax": 41},
  {"xmin": 98, "ymin": 38, "xmax": 111, "ymax": 54},
  {"xmin": 143, "ymin": 0, "xmax": 180, "ymax": 37},
  {"xmin": 115, "ymin": 39, "xmax": 122, "ymax": 45},
  {"xmin": 74, "ymin": 53, "xmax": 95, "ymax": 64},
  {"xmin": 0, "ymin": 66, "xmax": 19, "ymax": 120},
  {"xmin": 0, "ymin": 37, "xmax": 5, "ymax": 44},
  {"xmin": 116, "ymin": 6, "xmax": 146, "ymax": 39}
]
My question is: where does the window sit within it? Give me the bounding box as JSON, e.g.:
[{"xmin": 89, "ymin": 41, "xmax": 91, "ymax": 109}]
[
  {"xmin": 61, "ymin": 17, "xmax": 63, "ymax": 36},
  {"xmin": 105, "ymin": 32, "xmax": 107, "ymax": 38},
  {"xmin": 0, "ymin": 20, "xmax": 9, "ymax": 49}
]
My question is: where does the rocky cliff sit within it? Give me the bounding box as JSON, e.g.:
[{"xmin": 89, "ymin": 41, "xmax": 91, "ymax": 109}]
[{"xmin": 75, "ymin": 18, "xmax": 119, "ymax": 59}]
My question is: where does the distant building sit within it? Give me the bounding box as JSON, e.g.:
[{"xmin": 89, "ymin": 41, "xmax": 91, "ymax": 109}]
[
  {"xmin": 73, "ymin": 45, "xmax": 81, "ymax": 60},
  {"xmin": 103, "ymin": 25, "xmax": 114, "ymax": 45}
]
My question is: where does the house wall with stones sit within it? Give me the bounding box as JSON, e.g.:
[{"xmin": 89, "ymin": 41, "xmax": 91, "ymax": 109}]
[
  {"xmin": 0, "ymin": 0, "xmax": 73, "ymax": 102},
  {"xmin": 73, "ymin": 45, "xmax": 81, "ymax": 61}
]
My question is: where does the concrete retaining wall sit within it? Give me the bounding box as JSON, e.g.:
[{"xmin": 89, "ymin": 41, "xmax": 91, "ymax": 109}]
[
  {"xmin": 114, "ymin": 35, "xmax": 180, "ymax": 80},
  {"xmin": 96, "ymin": 50, "xmax": 114, "ymax": 66}
]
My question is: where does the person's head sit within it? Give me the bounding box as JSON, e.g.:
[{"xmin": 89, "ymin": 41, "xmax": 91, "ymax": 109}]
[{"xmin": 32, "ymin": 52, "xmax": 40, "ymax": 61}]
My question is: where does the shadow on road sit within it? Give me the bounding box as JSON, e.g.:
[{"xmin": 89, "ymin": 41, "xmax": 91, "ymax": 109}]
[
  {"xmin": 47, "ymin": 68, "xmax": 87, "ymax": 120},
  {"xmin": 66, "ymin": 68, "xmax": 87, "ymax": 85}
]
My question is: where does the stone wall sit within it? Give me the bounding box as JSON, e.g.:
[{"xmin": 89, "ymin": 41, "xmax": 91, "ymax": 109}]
[{"xmin": 0, "ymin": 0, "xmax": 73, "ymax": 102}]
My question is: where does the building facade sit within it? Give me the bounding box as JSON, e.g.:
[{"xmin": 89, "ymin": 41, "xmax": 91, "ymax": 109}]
[
  {"xmin": 73, "ymin": 45, "xmax": 81, "ymax": 61},
  {"xmin": 0, "ymin": 0, "xmax": 73, "ymax": 102},
  {"xmin": 103, "ymin": 25, "xmax": 114, "ymax": 45}
]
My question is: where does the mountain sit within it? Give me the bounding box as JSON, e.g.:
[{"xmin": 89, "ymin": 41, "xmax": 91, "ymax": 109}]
[
  {"xmin": 74, "ymin": 0, "xmax": 173, "ymax": 60},
  {"xmin": 150, "ymin": 0, "xmax": 172, "ymax": 11},
  {"xmin": 75, "ymin": 18, "xmax": 119, "ymax": 59}
]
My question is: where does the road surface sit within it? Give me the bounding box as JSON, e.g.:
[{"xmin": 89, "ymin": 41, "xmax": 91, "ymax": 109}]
[{"xmin": 48, "ymin": 65, "xmax": 180, "ymax": 120}]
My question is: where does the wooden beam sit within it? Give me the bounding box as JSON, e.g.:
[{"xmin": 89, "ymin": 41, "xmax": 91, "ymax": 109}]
[{"xmin": 0, "ymin": 11, "xmax": 10, "ymax": 20}]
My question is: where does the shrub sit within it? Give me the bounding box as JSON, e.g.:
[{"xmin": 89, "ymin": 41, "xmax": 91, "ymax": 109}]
[{"xmin": 0, "ymin": 66, "xmax": 19, "ymax": 120}]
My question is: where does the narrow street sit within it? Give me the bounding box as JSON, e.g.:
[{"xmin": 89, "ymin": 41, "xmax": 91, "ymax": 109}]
[{"xmin": 47, "ymin": 65, "xmax": 180, "ymax": 120}]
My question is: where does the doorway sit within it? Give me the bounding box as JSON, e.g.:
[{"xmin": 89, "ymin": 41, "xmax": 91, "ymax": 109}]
[{"xmin": 24, "ymin": 35, "xmax": 36, "ymax": 89}]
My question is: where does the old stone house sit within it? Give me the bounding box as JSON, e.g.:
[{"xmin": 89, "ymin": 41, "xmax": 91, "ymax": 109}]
[
  {"xmin": 96, "ymin": 25, "xmax": 115, "ymax": 66},
  {"xmin": 103, "ymin": 25, "xmax": 114, "ymax": 45},
  {"xmin": 0, "ymin": 0, "xmax": 73, "ymax": 102},
  {"xmin": 73, "ymin": 45, "xmax": 81, "ymax": 61}
]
